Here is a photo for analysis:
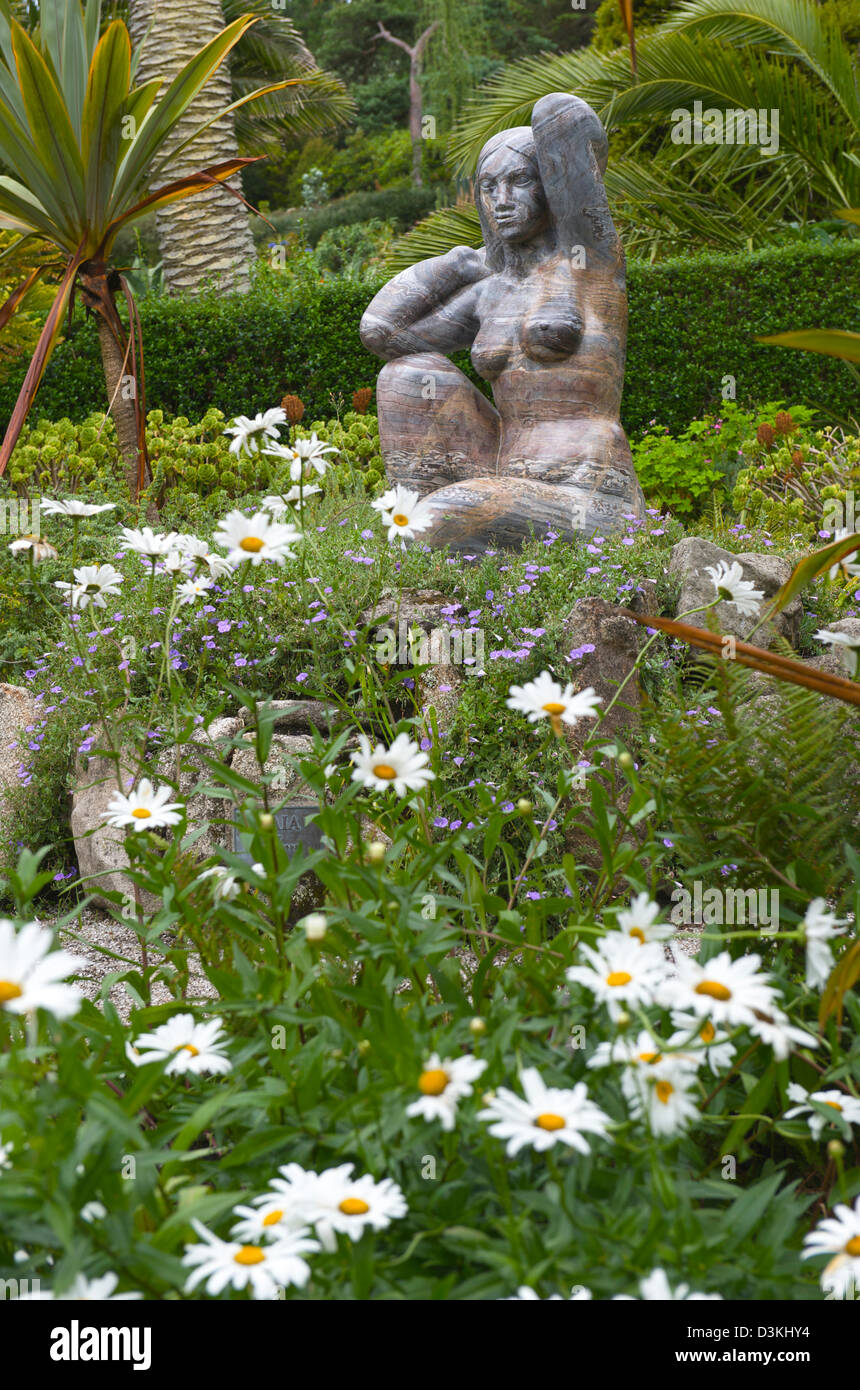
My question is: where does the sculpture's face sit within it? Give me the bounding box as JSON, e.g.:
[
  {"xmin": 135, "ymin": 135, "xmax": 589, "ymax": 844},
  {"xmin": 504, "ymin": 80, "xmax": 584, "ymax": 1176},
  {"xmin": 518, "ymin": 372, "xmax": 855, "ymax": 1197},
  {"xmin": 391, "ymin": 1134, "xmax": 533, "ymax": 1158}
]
[{"xmin": 477, "ymin": 148, "xmax": 548, "ymax": 244}]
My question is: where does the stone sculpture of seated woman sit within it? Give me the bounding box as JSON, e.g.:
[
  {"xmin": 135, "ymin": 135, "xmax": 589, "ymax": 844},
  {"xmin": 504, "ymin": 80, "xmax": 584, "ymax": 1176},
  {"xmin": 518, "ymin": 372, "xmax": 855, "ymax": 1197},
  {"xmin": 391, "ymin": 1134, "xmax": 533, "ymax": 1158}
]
[{"xmin": 359, "ymin": 93, "xmax": 646, "ymax": 552}]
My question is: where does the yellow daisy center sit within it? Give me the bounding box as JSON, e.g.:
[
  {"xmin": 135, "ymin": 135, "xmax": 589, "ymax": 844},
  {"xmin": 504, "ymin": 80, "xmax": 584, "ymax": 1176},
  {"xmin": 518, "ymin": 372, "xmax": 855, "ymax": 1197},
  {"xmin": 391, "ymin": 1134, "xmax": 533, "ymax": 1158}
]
[
  {"xmin": 606, "ymin": 971, "xmax": 632, "ymax": 987},
  {"xmin": 535, "ymin": 1112, "xmax": 566, "ymax": 1131},
  {"xmin": 695, "ymin": 980, "xmax": 731, "ymax": 1001},
  {"xmin": 629, "ymin": 927, "xmax": 646, "ymax": 943},
  {"xmin": 240, "ymin": 536, "xmax": 264, "ymax": 553},
  {"xmin": 700, "ymin": 1022, "xmax": 716, "ymax": 1043},
  {"xmin": 372, "ymin": 763, "xmax": 397, "ymax": 779},
  {"xmin": 392, "ymin": 513, "xmax": 409, "ymax": 527},
  {"xmin": 419, "ymin": 1068, "xmax": 449, "ymax": 1095},
  {"xmin": 175, "ymin": 1044, "xmax": 199, "ymax": 1057},
  {"xmin": 845, "ymin": 1236, "xmax": 860, "ymax": 1256},
  {"xmin": 262, "ymin": 1210, "xmax": 283, "ymax": 1227},
  {"xmin": 0, "ymin": 980, "xmax": 23, "ymax": 1004},
  {"xmin": 234, "ymin": 1245, "xmax": 265, "ymax": 1266},
  {"xmin": 542, "ymin": 701, "xmax": 566, "ymax": 715},
  {"xmin": 131, "ymin": 807, "xmax": 151, "ymax": 819},
  {"xmin": 656, "ymin": 1080, "xmax": 674, "ymax": 1104},
  {"xmin": 638, "ymin": 1051, "xmax": 661, "ymax": 1064},
  {"xmin": 825, "ymin": 1101, "xmax": 843, "ymax": 1112},
  {"xmin": 339, "ymin": 1197, "xmax": 370, "ymax": 1216}
]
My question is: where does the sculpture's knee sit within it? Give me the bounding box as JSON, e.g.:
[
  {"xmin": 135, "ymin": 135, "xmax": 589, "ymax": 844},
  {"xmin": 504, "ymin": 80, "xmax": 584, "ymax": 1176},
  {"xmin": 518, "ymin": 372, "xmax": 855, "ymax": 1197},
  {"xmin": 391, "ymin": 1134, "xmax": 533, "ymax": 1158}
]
[{"xmin": 377, "ymin": 353, "xmax": 464, "ymax": 407}]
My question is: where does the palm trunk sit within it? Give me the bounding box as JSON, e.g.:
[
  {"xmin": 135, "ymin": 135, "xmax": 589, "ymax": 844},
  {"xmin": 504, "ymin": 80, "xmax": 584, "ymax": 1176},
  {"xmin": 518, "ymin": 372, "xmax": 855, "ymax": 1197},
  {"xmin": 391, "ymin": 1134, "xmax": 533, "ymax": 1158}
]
[
  {"xmin": 127, "ymin": 0, "xmax": 255, "ymax": 296},
  {"xmin": 94, "ymin": 313, "xmax": 141, "ymax": 500}
]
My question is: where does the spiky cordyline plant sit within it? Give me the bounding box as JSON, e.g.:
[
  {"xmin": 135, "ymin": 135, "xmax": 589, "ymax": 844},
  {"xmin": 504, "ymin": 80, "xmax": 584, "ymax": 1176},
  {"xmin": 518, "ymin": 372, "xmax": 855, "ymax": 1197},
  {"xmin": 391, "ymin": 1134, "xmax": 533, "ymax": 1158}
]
[{"xmin": 0, "ymin": 0, "xmax": 304, "ymax": 497}]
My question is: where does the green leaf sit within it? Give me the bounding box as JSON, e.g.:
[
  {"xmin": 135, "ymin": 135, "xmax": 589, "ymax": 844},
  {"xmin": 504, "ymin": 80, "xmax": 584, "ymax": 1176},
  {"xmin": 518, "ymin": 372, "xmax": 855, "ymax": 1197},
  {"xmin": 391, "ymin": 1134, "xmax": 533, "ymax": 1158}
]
[{"xmin": 756, "ymin": 328, "xmax": 860, "ymax": 363}]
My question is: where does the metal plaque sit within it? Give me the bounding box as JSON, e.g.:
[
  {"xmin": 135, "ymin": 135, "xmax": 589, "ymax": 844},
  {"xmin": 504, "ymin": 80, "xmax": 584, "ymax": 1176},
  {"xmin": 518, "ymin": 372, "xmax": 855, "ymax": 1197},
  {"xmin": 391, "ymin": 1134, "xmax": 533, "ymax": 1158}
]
[{"xmin": 232, "ymin": 803, "xmax": 324, "ymax": 863}]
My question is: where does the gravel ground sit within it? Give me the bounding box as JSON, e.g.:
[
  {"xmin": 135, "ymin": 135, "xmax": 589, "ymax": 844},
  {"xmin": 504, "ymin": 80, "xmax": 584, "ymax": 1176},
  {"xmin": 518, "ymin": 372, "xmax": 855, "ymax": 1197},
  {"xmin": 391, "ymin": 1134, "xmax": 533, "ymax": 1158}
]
[
  {"xmin": 48, "ymin": 906, "xmax": 218, "ymax": 1023},
  {"xmin": 42, "ymin": 904, "xmax": 702, "ymax": 1024}
]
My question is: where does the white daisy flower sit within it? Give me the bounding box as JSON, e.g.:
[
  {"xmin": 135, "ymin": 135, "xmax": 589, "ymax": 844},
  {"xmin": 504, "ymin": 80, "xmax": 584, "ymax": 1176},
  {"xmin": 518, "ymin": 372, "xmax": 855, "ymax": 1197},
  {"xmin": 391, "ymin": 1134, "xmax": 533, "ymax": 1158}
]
[
  {"xmin": 177, "ymin": 576, "xmax": 214, "ymax": 605},
  {"xmin": 54, "ymin": 563, "xmax": 124, "ymax": 610},
  {"xmin": 405, "ymin": 1052, "xmax": 488, "ymax": 1132},
  {"xmin": 506, "ymin": 671, "xmax": 602, "ymax": 734},
  {"xmin": 586, "ymin": 1031, "xmax": 660, "ymax": 1071},
  {"xmin": 0, "ymin": 1136, "xmax": 13, "ymax": 1168},
  {"xmin": 477, "ymin": 1066, "xmax": 611, "ymax": 1157},
  {"xmin": 161, "ymin": 549, "xmax": 190, "ymax": 576},
  {"xmin": 224, "ymin": 408, "xmax": 286, "ymax": 458},
  {"xmin": 703, "ymin": 559, "xmax": 764, "ymax": 617},
  {"xmin": 814, "ymin": 629, "xmax": 860, "ymax": 679},
  {"xmin": 291, "ymin": 432, "xmax": 339, "ymax": 476},
  {"xmin": 784, "ymin": 1082, "xmax": 860, "ymax": 1141},
  {"xmin": 566, "ymin": 934, "xmax": 666, "ymax": 1019},
  {"xmin": 174, "ymin": 535, "xmax": 232, "ymax": 578},
  {"xmin": 182, "ymin": 1219, "xmax": 318, "ymax": 1298},
  {"xmin": 198, "ymin": 865, "xmax": 242, "ymax": 902},
  {"xmin": 213, "ymin": 509, "xmax": 302, "ymax": 567},
  {"xmin": 245, "ymin": 1163, "xmax": 407, "ymax": 1253},
  {"xmin": 825, "ymin": 529, "xmax": 860, "ymax": 582},
  {"xmin": 668, "ymin": 1013, "xmax": 736, "ymax": 1074},
  {"xmin": 351, "ymin": 732, "xmax": 434, "ymax": 796},
  {"xmin": 371, "ymin": 488, "xmax": 398, "ymax": 513},
  {"xmin": 118, "ymin": 526, "xmax": 179, "ymax": 558},
  {"xmin": 802, "ymin": 1196, "xmax": 860, "ymax": 1298},
  {"xmin": 101, "ymin": 778, "xmax": 183, "ymax": 832},
  {"xmin": 658, "ymin": 950, "xmax": 779, "ymax": 1028},
  {"xmin": 262, "ymin": 486, "xmax": 321, "ymax": 515},
  {"xmin": 40, "ymin": 498, "xmax": 116, "ymax": 518},
  {"xmin": 801, "ymin": 897, "xmax": 848, "ymax": 989},
  {"xmin": 376, "ymin": 485, "xmax": 435, "ymax": 544},
  {"xmin": 746, "ymin": 1007, "xmax": 819, "ymax": 1061},
  {"xmin": 8, "ymin": 535, "xmax": 58, "ymax": 563},
  {"xmin": 624, "ymin": 1055, "xmax": 701, "ymax": 1137},
  {"xmin": 127, "ymin": 1014, "xmax": 232, "ymax": 1075},
  {"xmin": 614, "ymin": 1268, "xmax": 722, "ymax": 1300},
  {"xmin": 616, "ymin": 891, "xmax": 673, "ymax": 944},
  {"xmin": 0, "ymin": 919, "xmax": 82, "ymax": 1020}
]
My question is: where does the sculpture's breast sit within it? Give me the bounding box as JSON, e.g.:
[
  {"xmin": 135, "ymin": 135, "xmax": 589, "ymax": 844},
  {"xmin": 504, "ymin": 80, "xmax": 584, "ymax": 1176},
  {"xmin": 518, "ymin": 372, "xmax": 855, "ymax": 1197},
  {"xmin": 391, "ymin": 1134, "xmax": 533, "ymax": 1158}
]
[{"xmin": 521, "ymin": 298, "xmax": 584, "ymax": 363}]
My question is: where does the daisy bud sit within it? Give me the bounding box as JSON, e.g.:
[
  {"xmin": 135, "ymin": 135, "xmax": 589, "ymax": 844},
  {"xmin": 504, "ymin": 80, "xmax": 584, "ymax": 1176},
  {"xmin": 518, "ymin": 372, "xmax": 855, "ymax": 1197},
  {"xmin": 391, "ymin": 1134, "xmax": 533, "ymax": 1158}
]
[
  {"xmin": 481, "ymin": 1090, "xmax": 496, "ymax": 1105},
  {"xmin": 618, "ymin": 751, "xmax": 634, "ymax": 770},
  {"xmin": 615, "ymin": 1011, "xmax": 632, "ymax": 1030},
  {"xmin": 303, "ymin": 913, "xmax": 327, "ymax": 942},
  {"xmin": 469, "ymin": 1016, "xmax": 487, "ymax": 1036},
  {"xmin": 828, "ymin": 1139, "xmax": 846, "ymax": 1159},
  {"xmin": 367, "ymin": 840, "xmax": 386, "ymax": 863},
  {"xmin": 259, "ymin": 813, "xmax": 274, "ymax": 831},
  {"xmin": 516, "ymin": 799, "xmax": 533, "ymax": 814},
  {"xmin": 357, "ymin": 1039, "xmax": 371, "ymax": 1057}
]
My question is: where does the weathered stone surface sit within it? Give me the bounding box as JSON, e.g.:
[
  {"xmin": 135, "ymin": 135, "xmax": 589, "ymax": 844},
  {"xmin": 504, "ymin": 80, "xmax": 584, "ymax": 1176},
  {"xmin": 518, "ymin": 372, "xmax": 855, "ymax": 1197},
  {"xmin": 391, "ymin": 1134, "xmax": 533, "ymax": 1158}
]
[
  {"xmin": 360, "ymin": 93, "xmax": 645, "ymax": 552},
  {"xmin": 669, "ymin": 537, "xmax": 802, "ymax": 647},
  {"xmin": 230, "ymin": 734, "xmax": 325, "ymax": 923},
  {"xmin": 239, "ymin": 700, "xmax": 339, "ymax": 735},
  {"xmin": 155, "ymin": 716, "xmax": 244, "ymax": 861},
  {"xmin": 558, "ymin": 596, "xmax": 642, "ymax": 755},
  {"xmin": 0, "ymin": 683, "xmax": 36, "ymax": 856},
  {"xmin": 70, "ymin": 739, "xmax": 161, "ymax": 913},
  {"xmin": 362, "ymin": 589, "xmax": 468, "ymax": 739}
]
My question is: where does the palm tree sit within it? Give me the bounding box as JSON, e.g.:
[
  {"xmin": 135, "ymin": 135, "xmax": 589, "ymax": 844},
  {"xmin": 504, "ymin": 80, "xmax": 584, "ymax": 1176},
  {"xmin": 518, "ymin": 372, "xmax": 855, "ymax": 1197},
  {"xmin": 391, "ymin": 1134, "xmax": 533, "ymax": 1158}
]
[
  {"xmin": 388, "ymin": 0, "xmax": 860, "ymax": 267},
  {"xmin": 0, "ymin": 0, "xmax": 300, "ymax": 491},
  {"xmin": 126, "ymin": 0, "xmax": 352, "ymax": 295}
]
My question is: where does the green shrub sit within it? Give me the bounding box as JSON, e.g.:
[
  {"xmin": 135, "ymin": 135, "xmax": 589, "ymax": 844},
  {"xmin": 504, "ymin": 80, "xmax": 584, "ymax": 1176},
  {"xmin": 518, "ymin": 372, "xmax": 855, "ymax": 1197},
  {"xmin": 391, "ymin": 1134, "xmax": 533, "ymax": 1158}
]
[
  {"xmin": 733, "ymin": 414, "xmax": 860, "ymax": 535},
  {"xmin": 250, "ymin": 186, "xmax": 439, "ymax": 248},
  {"xmin": 3, "ymin": 241, "xmax": 857, "ymax": 438}
]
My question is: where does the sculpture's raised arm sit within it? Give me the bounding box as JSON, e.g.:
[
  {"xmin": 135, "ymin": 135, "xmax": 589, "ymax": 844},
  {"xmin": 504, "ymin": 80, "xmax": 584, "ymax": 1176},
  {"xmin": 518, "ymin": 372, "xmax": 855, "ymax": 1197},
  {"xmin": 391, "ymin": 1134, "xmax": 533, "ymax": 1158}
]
[
  {"xmin": 531, "ymin": 93, "xmax": 622, "ymax": 271},
  {"xmin": 360, "ymin": 245, "xmax": 490, "ymax": 360}
]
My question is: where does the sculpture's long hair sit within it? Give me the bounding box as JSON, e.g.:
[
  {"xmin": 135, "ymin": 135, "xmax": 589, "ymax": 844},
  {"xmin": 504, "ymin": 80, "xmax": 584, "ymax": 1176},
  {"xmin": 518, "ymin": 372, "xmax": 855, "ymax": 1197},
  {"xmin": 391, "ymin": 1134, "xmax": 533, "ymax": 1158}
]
[{"xmin": 475, "ymin": 95, "xmax": 622, "ymax": 276}]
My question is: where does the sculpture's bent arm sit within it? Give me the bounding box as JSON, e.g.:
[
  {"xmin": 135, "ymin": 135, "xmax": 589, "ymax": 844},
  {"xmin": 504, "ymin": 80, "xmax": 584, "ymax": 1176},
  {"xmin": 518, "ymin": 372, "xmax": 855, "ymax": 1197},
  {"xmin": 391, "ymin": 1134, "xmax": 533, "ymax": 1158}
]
[{"xmin": 360, "ymin": 246, "xmax": 488, "ymax": 360}]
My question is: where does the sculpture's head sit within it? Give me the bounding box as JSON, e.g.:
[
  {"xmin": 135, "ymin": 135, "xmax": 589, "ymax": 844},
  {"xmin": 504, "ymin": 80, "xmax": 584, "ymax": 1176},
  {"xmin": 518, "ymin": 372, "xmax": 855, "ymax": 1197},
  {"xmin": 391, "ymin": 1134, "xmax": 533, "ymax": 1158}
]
[
  {"xmin": 474, "ymin": 97, "xmax": 614, "ymax": 272},
  {"xmin": 476, "ymin": 131, "xmax": 548, "ymax": 249}
]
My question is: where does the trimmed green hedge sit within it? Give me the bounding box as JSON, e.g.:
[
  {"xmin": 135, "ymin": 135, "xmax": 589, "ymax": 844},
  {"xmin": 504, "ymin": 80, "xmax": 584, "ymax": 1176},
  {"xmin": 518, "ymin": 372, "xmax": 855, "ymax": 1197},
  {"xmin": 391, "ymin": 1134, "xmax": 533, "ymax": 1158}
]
[{"xmin": 2, "ymin": 241, "xmax": 857, "ymax": 436}]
